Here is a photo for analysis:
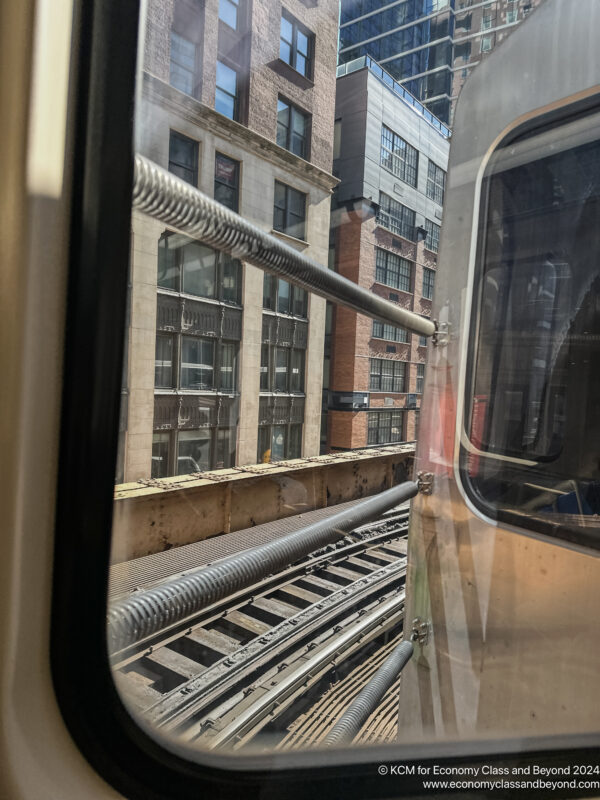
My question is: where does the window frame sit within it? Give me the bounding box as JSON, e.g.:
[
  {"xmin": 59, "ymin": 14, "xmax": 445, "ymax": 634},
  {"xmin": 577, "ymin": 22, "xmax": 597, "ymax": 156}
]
[
  {"xmin": 277, "ymin": 96, "xmax": 310, "ymax": 159},
  {"xmin": 50, "ymin": 5, "xmax": 600, "ymax": 796},
  {"xmin": 422, "ymin": 267, "xmax": 435, "ymax": 300},
  {"xmin": 426, "ymin": 160, "xmax": 446, "ymax": 205},
  {"xmin": 168, "ymin": 130, "xmax": 199, "ymax": 186},
  {"xmin": 214, "ymin": 151, "xmax": 240, "ymax": 212},
  {"xmin": 380, "ymin": 124, "xmax": 418, "ymax": 187},
  {"xmin": 273, "ymin": 180, "xmax": 307, "ymax": 241},
  {"xmin": 158, "ymin": 232, "xmax": 243, "ymax": 305},
  {"xmin": 215, "ymin": 59, "xmax": 239, "ymax": 121},
  {"xmin": 375, "ymin": 247, "xmax": 412, "ymax": 294},
  {"xmin": 376, "ymin": 191, "xmax": 416, "ymax": 240},
  {"xmin": 369, "ymin": 358, "xmax": 406, "ymax": 393},
  {"xmin": 169, "ymin": 30, "xmax": 198, "ymax": 97},
  {"xmin": 372, "ymin": 320, "xmax": 409, "ymax": 344},
  {"xmin": 279, "ymin": 11, "xmax": 314, "ymax": 79},
  {"xmin": 367, "ymin": 410, "xmax": 405, "ymax": 445},
  {"xmin": 416, "ymin": 363, "xmax": 425, "ymax": 393},
  {"xmin": 258, "ymin": 422, "xmax": 303, "ymax": 462},
  {"xmin": 218, "ymin": 0, "xmax": 240, "ymax": 30},
  {"xmin": 260, "ymin": 343, "xmax": 306, "ymax": 394},
  {"xmin": 423, "ymin": 218, "xmax": 440, "ymax": 253},
  {"xmin": 263, "ymin": 274, "xmax": 308, "ymax": 317}
]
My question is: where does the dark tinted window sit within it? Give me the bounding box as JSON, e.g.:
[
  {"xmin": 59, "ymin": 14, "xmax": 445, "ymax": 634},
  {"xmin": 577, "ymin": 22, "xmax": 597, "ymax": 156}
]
[{"xmin": 463, "ymin": 112, "xmax": 600, "ymax": 541}]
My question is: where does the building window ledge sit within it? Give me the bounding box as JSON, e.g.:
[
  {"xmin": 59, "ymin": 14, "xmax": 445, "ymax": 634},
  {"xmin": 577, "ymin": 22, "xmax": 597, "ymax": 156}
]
[
  {"xmin": 262, "ymin": 308, "xmax": 309, "ymax": 322},
  {"xmin": 270, "ymin": 228, "xmax": 310, "ymax": 248},
  {"xmin": 271, "ymin": 58, "xmax": 315, "ymax": 89},
  {"xmin": 157, "ymin": 287, "xmax": 243, "ymax": 310}
]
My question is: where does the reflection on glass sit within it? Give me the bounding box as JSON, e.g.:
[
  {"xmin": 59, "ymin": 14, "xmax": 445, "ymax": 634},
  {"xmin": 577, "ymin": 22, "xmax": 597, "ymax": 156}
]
[
  {"xmin": 177, "ymin": 429, "xmax": 211, "ymax": 474},
  {"xmin": 216, "ymin": 61, "xmax": 237, "ymax": 120},
  {"xmin": 464, "ymin": 119, "xmax": 600, "ymax": 532},
  {"xmin": 181, "ymin": 337, "xmax": 214, "ymax": 389}
]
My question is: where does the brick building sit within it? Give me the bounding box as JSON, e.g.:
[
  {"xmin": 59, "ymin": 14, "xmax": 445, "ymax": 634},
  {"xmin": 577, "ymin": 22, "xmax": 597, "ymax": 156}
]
[
  {"xmin": 119, "ymin": 0, "xmax": 339, "ymax": 481},
  {"xmin": 324, "ymin": 59, "xmax": 450, "ymax": 452}
]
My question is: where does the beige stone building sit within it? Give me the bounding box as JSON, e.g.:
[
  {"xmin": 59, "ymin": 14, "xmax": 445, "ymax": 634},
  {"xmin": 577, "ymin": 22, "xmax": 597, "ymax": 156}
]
[{"xmin": 119, "ymin": 0, "xmax": 339, "ymax": 482}]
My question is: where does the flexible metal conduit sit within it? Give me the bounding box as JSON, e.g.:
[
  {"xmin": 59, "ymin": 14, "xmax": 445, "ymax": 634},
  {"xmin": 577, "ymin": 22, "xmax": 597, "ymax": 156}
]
[
  {"xmin": 322, "ymin": 640, "xmax": 414, "ymax": 746},
  {"xmin": 132, "ymin": 155, "xmax": 436, "ymax": 338},
  {"xmin": 107, "ymin": 480, "xmax": 418, "ymax": 654}
]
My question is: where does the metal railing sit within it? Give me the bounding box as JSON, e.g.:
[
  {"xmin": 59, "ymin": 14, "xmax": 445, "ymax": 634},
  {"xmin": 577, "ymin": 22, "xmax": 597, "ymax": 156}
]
[{"xmin": 132, "ymin": 155, "xmax": 437, "ymax": 339}]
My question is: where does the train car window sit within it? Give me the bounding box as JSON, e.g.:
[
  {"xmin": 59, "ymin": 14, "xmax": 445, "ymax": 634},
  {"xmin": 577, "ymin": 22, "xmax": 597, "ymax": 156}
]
[
  {"xmin": 462, "ymin": 109, "xmax": 600, "ymax": 547},
  {"xmin": 46, "ymin": 0, "xmax": 600, "ymax": 796}
]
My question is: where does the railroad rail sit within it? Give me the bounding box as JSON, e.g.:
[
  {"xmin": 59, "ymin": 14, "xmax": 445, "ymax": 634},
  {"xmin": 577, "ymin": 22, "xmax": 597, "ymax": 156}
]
[{"xmin": 113, "ymin": 511, "xmax": 409, "ymax": 749}]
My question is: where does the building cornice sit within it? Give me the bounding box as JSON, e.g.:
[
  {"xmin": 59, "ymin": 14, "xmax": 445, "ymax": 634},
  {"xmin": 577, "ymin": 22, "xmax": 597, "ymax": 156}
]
[{"xmin": 142, "ymin": 72, "xmax": 339, "ymax": 194}]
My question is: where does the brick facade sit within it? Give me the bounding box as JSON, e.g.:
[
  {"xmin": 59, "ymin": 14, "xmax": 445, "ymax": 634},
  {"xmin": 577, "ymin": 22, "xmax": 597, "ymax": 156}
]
[{"xmin": 326, "ymin": 65, "xmax": 449, "ymax": 453}]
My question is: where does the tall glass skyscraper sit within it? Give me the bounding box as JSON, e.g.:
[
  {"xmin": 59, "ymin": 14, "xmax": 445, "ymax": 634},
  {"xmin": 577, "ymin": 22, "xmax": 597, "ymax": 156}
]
[{"xmin": 338, "ymin": 0, "xmax": 542, "ymax": 124}]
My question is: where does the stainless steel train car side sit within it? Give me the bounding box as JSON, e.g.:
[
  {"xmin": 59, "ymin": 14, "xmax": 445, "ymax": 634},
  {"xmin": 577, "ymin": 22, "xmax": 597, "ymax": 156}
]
[{"xmin": 399, "ymin": 0, "xmax": 600, "ymax": 743}]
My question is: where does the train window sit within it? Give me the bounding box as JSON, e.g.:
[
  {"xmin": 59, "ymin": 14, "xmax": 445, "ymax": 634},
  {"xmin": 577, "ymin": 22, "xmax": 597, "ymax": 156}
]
[
  {"xmin": 463, "ymin": 108, "xmax": 600, "ymax": 546},
  {"xmin": 44, "ymin": 0, "xmax": 600, "ymax": 796}
]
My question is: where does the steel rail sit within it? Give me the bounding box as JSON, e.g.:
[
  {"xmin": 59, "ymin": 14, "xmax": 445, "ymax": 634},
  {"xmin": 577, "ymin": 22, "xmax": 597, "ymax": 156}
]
[
  {"xmin": 107, "ymin": 480, "xmax": 418, "ymax": 653},
  {"xmin": 132, "ymin": 154, "xmax": 437, "ymax": 338},
  {"xmin": 112, "ymin": 516, "xmax": 409, "ymax": 667},
  {"xmin": 148, "ymin": 559, "xmax": 407, "ymax": 732},
  {"xmin": 203, "ymin": 591, "xmax": 406, "ymax": 749}
]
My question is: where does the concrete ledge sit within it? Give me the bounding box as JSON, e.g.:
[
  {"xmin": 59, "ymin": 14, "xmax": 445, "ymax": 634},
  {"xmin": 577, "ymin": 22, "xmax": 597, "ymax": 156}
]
[{"xmin": 111, "ymin": 445, "xmax": 415, "ymax": 563}]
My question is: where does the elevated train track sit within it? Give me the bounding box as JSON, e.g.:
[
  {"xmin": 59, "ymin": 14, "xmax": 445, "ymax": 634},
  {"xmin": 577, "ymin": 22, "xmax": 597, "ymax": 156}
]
[{"xmin": 112, "ymin": 508, "xmax": 410, "ymax": 750}]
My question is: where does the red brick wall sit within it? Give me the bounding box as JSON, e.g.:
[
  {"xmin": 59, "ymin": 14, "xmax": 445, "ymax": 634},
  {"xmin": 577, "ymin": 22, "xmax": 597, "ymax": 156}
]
[{"xmin": 329, "ymin": 213, "xmax": 438, "ymax": 450}]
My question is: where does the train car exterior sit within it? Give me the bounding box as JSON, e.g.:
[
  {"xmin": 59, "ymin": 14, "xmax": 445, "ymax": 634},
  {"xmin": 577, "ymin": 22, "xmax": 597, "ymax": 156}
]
[{"xmin": 399, "ymin": 0, "xmax": 600, "ymax": 745}]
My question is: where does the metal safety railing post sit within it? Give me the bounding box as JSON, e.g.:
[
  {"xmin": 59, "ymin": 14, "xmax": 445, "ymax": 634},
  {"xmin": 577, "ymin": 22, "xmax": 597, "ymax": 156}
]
[{"xmin": 132, "ymin": 155, "xmax": 436, "ymax": 339}]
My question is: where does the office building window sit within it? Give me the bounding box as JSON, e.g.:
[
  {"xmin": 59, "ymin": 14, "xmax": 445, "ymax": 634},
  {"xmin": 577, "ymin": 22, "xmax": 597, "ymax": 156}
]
[
  {"xmin": 151, "ymin": 433, "xmax": 171, "ymax": 478},
  {"xmin": 258, "ymin": 423, "xmax": 302, "ymax": 462},
  {"xmin": 416, "ymin": 363, "xmax": 425, "ymax": 393},
  {"xmin": 214, "ymin": 153, "xmax": 240, "ymax": 212},
  {"xmin": 423, "ymin": 268, "xmax": 435, "ymax": 300},
  {"xmin": 158, "ymin": 234, "xmax": 242, "ymax": 304},
  {"xmin": 170, "ymin": 31, "xmax": 197, "ymax": 95},
  {"xmin": 277, "ymin": 98, "xmax": 309, "ymax": 159},
  {"xmin": 155, "ymin": 334, "xmax": 175, "ymax": 388},
  {"xmin": 180, "ymin": 337, "xmax": 215, "ymax": 390},
  {"xmin": 216, "ymin": 60, "xmax": 238, "ymax": 120},
  {"xmin": 168, "ymin": 131, "xmax": 198, "ymax": 186},
  {"xmin": 481, "ymin": 12, "xmax": 493, "ymax": 29},
  {"xmin": 426, "ymin": 161, "xmax": 446, "ymax": 205},
  {"xmin": 377, "ymin": 192, "xmax": 416, "ymax": 240},
  {"xmin": 152, "ymin": 427, "xmax": 236, "ymax": 477},
  {"xmin": 261, "ymin": 344, "xmax": 305, "ymax": 394},
  {"xmin": 375, "ymin": 248, "xmax": 412, "ymax": 293},
  {"xmin": 372, "ymin": 321, "xmax": 409, "ymax": 343},
  {"xmin": 155, "ymin": 333, "xmax": 238, "ymax": 392},
  {"xmin": 369, "ymin": 358, "xmax": 406, "ymax": 393},
  {"xmin": 263, "ymin": 274, "xmax": 308, "ymax": 317},
  {"xmin": 380, "ymin": 125, "xmax": 418, "ymax": 187},
  {"xmin": 219, "ymin": 0, "xmax": 239, "ymax": 29},
  {"xmin": 480, "ymin": 35, "xmax": 492, "ymax": 52},
  {"xmin": 367, "ymin": 411, "xmax": 404, "ymax": 445},
  {"xmin": 279, "ymin": 12, "xmax": 313, "ymax": 78},
  {"xmin": 273, "ymin": 181, "xmax": 307, "ymax": 240},
  {"xmin": 424, "ymin": 218, "xmax": 441, "ymax": 253}
]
